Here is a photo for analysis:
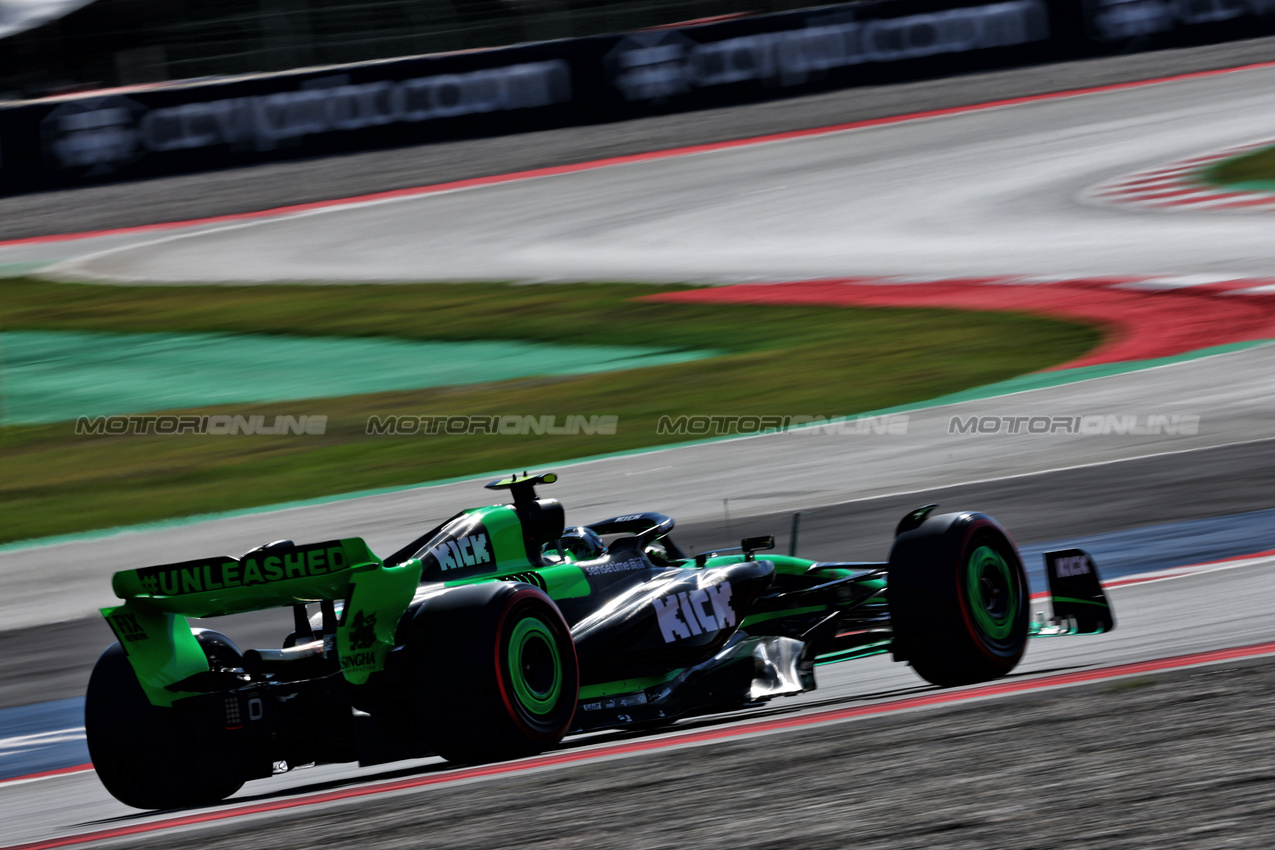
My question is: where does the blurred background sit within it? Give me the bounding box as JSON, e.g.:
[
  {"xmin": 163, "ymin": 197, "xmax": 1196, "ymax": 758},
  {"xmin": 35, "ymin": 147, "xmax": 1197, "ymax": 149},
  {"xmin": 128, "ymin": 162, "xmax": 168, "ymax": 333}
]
[{"xmin": 0, "ymin": 0, "xmax": 824, "ymax": 98}]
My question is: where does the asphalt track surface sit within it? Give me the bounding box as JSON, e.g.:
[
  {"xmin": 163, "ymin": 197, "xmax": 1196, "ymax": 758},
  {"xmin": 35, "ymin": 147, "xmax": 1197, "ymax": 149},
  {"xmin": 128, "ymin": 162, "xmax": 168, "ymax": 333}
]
[
  {"xmin": 30, "ymin": 59, "xmax": 1275, "ymax": 282},
  {"xmin": 6, "ymin": 569, "xmax": 1275, "ymax": 849},
  {"xmin": 5, "ymin": 34, "xmax": 1275, "ymax": 850},
  {"xmin": 9, "ymin": 435, "xmax": 1275, "ymax": 710}
]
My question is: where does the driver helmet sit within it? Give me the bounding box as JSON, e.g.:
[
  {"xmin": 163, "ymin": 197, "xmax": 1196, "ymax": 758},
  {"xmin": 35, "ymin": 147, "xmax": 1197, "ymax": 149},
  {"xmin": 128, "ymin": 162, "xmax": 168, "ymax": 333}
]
[{"xmin": 555, "ymin": 526, "xmax": 605, "ymax": 562}]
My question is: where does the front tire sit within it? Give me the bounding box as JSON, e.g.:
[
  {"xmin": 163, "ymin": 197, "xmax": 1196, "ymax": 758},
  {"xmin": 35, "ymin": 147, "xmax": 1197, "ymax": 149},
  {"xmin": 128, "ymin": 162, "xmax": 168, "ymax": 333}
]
[
  {"xmin": 85, "ymin": 631, "xmax": 247, "ymax": 809},
  {"xmin": 405, "ymin": 583, "xmax": 578, "ymax": 764},
  {"xmin": 888, "ymin": 513, "xmax": 1029, "ymax": 687}
]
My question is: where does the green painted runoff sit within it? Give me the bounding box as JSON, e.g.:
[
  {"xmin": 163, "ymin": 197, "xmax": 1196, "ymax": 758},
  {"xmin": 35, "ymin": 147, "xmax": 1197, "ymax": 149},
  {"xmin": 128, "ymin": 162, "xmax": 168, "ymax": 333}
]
[{"xmin": 0, "ymin": 330, "xmax": 714, "ymax": 425}]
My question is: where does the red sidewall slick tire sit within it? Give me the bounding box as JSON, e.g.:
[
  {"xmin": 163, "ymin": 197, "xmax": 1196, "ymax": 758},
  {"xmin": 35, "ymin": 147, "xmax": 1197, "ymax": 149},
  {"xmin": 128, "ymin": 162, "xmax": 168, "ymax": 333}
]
[
  {"xmin": 407, "ymin": 583, "xmax": 578, "ymax": 764},
  {"xmin": 492, "ymin": 587, "xmax": 578, "ymax": 745},
  {"xmin": 888, "ymin": 513, "xmax": 1029, "ymax": 688}
]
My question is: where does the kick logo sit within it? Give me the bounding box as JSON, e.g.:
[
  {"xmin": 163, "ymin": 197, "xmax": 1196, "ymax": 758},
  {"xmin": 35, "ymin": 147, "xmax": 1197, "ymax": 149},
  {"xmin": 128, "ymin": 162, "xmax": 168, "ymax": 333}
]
[
  {"xmin": 429, "ymin": 533, "xmax": 492, "ymax": 571},
  {"xmin": 1054, "ymin": 554, "xmax": 1091, "ymax": 577},
  {"xmin": 653, "ymin": 581, "xmax": 735, "ymax": 643}
]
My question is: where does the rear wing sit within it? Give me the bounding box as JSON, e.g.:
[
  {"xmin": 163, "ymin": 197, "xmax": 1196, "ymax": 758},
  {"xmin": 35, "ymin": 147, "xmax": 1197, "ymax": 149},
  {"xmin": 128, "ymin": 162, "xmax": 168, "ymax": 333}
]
[
  {"xmin": 103, "ymin": 537, "xmax": 421, "ymax": 705},
  {"xmin": 1031, "ymin": 548, "xmax": 1116, "ymax": 637},
  {"xmin": 113, "ymin": 538, "xmax": 384, "ymax": 616}
]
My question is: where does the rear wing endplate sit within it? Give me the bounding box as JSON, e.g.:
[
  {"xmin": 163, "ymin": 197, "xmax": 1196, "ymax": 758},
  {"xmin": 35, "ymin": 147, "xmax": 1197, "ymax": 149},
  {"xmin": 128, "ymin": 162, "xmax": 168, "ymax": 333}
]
[{"xmin": 104, "ymin": 537, "xmax": 421, "ymax": 705}]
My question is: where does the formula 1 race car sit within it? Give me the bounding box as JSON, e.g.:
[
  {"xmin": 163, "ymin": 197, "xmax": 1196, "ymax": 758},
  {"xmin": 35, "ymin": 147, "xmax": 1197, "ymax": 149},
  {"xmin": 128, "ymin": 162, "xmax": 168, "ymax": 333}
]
[{"xmin": 87, "ymin": 472, "xmax": 1114, "ymax": 809}]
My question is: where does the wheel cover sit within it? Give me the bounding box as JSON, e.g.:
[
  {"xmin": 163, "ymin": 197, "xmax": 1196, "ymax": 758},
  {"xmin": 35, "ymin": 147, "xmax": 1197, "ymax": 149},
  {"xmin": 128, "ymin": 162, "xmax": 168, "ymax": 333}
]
[
  {"xmin": 507, "ymin": 617, "xmax": 562, "ymax": 715},
  {"xmin": 965, "ymin": 545, "xmax": 1017, "ymax": 642}
]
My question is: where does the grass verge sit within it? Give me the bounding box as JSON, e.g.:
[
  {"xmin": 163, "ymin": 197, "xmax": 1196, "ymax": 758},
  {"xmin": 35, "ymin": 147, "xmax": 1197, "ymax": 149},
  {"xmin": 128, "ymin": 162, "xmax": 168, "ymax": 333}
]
[{"xmin": 0, "ymin": 278, "xmax": 1100, "ymax": 544}]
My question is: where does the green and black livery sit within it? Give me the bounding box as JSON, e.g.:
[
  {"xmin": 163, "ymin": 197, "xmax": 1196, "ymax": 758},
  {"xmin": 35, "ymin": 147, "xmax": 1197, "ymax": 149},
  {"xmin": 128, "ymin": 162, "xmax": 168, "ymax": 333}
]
[{"xmin": 86, "ymin": 472, "xmax": 1114, "ymax": 810}]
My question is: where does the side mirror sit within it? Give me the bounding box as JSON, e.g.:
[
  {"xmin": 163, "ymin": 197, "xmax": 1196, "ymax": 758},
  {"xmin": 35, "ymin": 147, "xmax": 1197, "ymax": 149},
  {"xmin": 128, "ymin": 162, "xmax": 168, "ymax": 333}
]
[{"xmin": 741, "ymin": 536, "xmax": 775, "ymax": 560}]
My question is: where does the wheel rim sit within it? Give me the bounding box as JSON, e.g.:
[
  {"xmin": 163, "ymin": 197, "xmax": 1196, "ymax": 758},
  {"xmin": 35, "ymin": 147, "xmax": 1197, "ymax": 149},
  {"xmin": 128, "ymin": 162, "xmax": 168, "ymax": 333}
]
[
  {"xmin": 965, "ymin": 545, "xmax": 1017, "ymax": 642},
  {"xmin": 507, "ymin": 616, "xmax": 562, "ymax": 716}
]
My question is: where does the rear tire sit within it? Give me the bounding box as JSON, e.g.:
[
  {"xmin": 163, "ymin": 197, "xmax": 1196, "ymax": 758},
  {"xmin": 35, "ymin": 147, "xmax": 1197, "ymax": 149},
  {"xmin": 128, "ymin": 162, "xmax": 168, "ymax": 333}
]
[
  {"xmin": 85, "ymin": 631, "xmax": 247, "ymax": 809},
  {"xmin": 888, "ymin": 513, "xmax": 1029, "ymax": 687},
  {"xmin": 405, "ymin": 583, "xmax": 578, "ymax": 764}
]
